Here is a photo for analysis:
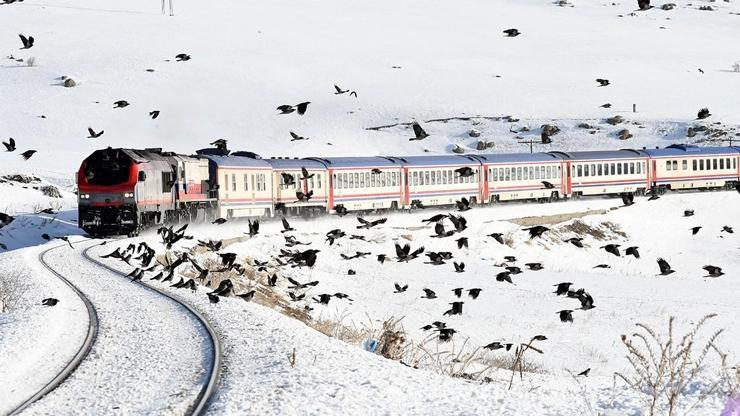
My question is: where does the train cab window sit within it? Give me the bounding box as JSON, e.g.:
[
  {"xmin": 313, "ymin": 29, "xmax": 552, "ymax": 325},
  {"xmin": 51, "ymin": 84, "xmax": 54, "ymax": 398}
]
[
  {"xmin": 317, "ymin": 174, "xmax": 322, "ymax": 188},
  {"xmin": 244, "ymin": 174, "xmax": 248, "ymax": 191},
  {"xmin": 682, "ymin": 160, "xmax": 687, "ymax": 171},
  {"xmin": 671, "ymin": 161, "xmax": 677, "ymax": 171},
  {"xmin": 666, "ymin": 161, "xmax": 672, "ymax": 171},
  {"xmin": 713, "ymin": 159, "xmax": 718, "ymax": 170},
  {"xmin": 224, "ymin": 174, "xmax": 228, "ymax": 191}
]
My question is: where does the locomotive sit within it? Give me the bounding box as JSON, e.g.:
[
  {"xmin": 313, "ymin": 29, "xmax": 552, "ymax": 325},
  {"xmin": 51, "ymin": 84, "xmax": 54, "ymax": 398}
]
[{"xmin": 77, "ymin": 144, "xmax": 740, "ymax": 236}]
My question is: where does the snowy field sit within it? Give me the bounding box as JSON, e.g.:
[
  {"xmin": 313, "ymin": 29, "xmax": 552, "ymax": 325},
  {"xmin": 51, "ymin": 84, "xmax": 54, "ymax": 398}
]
[{"xmin": 2, "ymin": 0, "xmax": 740, "ymax": 414}]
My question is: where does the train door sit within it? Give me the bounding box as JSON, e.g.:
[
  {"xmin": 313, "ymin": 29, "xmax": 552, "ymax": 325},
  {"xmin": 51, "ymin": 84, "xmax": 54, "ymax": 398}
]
[
  {"xmin": 481, "ymin": 166, "xmax": 489, "ymax": 204},
  {"xmin": 651, "ymin": 160, "xmax": 657, "ymax": 188},
  {"xmin": 327, "ymin": 169, "xmax": 334, "ymax": 209},
  {"xmin": 563, "ymin": 161, "xmax": 572, "ymax": 196},
  {"xmin": 402, "ymin": 167, "xmax": 410, "ymax": 207}
]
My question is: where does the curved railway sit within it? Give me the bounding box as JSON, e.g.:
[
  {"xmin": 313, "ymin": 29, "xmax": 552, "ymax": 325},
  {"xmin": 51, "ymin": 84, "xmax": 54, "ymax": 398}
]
[{"xmin": 9, "ymin": 240, "xmax": 221, "ymax": 416}]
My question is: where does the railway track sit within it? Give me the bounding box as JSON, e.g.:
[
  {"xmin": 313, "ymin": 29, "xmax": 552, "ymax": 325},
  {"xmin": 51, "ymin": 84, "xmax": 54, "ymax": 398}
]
[
  {"xmin": 9, "ymin": 241, "xmax": 221, "ymax": 415},
  {"xmin": 8, "ymin": 244, "xmax": 100, "ymax": 416},
  {"xmin": 82, "ymin": 243, "xmax": 222, "ymax": 416}
]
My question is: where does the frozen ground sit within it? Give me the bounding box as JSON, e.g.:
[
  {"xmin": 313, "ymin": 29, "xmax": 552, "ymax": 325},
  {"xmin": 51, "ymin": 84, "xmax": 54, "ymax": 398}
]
[
  {"xmin": 1, "ymin": 0, "xmax": 740, "ymax": 173},
  {"xmin": 92, "ymin": 190, "xmax": 739, "ymax": 415}
]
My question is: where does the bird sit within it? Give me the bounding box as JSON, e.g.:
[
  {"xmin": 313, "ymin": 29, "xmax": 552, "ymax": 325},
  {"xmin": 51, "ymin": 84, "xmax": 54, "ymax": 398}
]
[
  {"xmin": 290, "ymin": 131, "xmax": 309, "ymax": 142},
  {"xmin": 601, "ymin": 244, "xmax": 621, "ymax": 257},
  {"xmin": 553, "ymin": 282, "xmax": 572, "ymax": 296},
  {"xmin": 525, "ymin": 262, "xmax": 543, "ymax": 271},
  {"xmin": 299, "ymin": 167, "xmax": 315, "ymax": 181},
  {"xmin": 127, "ymin": 268, "xmax": 144, "ymax": 281},
  {"xmin": 357, "ymin": 217, "xmax": 387, "ymax": 229},
  {"xmin": 281, "ymin": 172, "xmax": 296, "ymax": 187},
  {"xmin": 394, "ymin": 283, "xmax": 408, "ymax": 293},
  {"xmin": 19, "ymin": 150, "xmax": 36, "ymax": 160},
  {"xmin": 576, "ymin": 291, "xmax": 595, "ymax": 310},
  {"xmin": 698, "ymin": 68, "xmax": 704, "ymax": 74},
  {"xmin": 278, "ymin": 102, "xmax": 311, "ymax": 115},
  {"xmin": 42, "ymin": 298, "xmax": 59, "ymax": 306},
  {"xmin": 53, "ymin": 236, "xmax": 74, "ymax": 249},
  {"xmin": 334, "ymin": 204, "xmax": 348, "ymax": 216},
  {"xmin": 468, "ymin": 288, "xmax": 482, "ymax": 299},
  {"xmin": 237, "ymin": 290, "xmax": 256, "ymax": 302},
  {"xmin": 421, "ymin": 288, "xmax": 437, "ymax": 299},
  {"xmin": 564, "ymin": 237, "xmax": 584, "ymax": 248},
  {"xmin": 625, "ymin": 246, "xmax": 640, "ymax": 259},
  {"xmin": 453, "ymin": 262, "xmax": 465, "ymax": 273},
  {"xmin": 149, "ymin": 110, "xmax": 160, "ymax": 119},
  {"xmin": 371, "ymin": 168, "xmax": 382, "ymax": 175},
  {"xmin": 488, "ymin": 233, "xmax": 505, "ymax": 244},
  {"xmin": 395, "ymin": 243, "xmax": 424, "ymax": 262},
  {"xmin": 248, "ymin": 219, "xmax": 260, "ymax": 236},
  {"xmin": 503, "ymin": 28, "xmax": 520, "ymax": 37},
  {"xmin": 496, "ymin": 271, "xmax": 513, "ymax": 284},
  {"xmin": 648, "ymin": 193, "xmax": 660, "ymax": 201},
  {"xmin": 326, "ymin": 229, "xmax": 346, "ymax": 245},
  {"xmin": 409, "ymin": 122, "xmax": 429, "ymax": 141},
  {"xmin": 425, "ymin": 252, "xmax": 447, "ymax": 265},
  {"xmin": 207, "ymin": 293, "xmax": 220, "ymax": 304},
  {"xmin": 267, "ymin": 274, "xmax": 278, "ymax": 287},
  {"xmin": 18, "ymin": 34, "xmax": 34, "ymax": 49},
  {"xmin": 703, "ymin": 265, "xmax": 724, "ymax": 277},
  {"xmin": 593, "ymin": 264, "xmax": 611, "ymax": 269},
  {"xmin": 503, "ymin": 255, "xmax": 516, "ymax": 263},
  {"xmin": 600, "ymin": 103, "xmax": 612, "ymax": 108},
  {"xmin": 657, "ymin": 258, "xmax": 675, "ymax": 275},
  {"xmin": 558, "ymin": 310, "xmax": 574, "ymax": 323},
  {"xmin": 455, "ymin": 198, "xmax": 471, "ymax": 212},
  {"xmin": 456, "ymin": 237, "xmax": 468, "ymax": 249},
  {"xmin": 212, "ymin": 218, "xmax": 227, "ymax": 225},
  {"xmin": 690, "ymin": 226, "xmax": 702, "ymax": 235},
  {"xmin": 523, "ymin": 225, "xmax": 549, "ymax": 239},
  {"xmin": 455, "ymin": 167, "xmax": 475, "ymax": 178},
  {"xmin": 637, "ymin": 0, "xmax": 652, "ymax": 11},
  {"xmin": 452, "ymin": 288, "xmax": 463, "ymax": 298},
  {"xmin": 541, "ymin": 181, "xmax": 555, "ymax": 189},
  {"xmin": 295, "ymin": 190, "xmax": 314, "ymax": 202},
  {"xmin": 577, "ymin": 368, "xmax": 591, "ymax": 377},
  {"xmin": 437, "ymin": 328, "xmax": 456, "ymax": 342},
  {"xmin": 377, "ymin": 254, "xmax": 388, "ymax": 264},
  {"xmin": 684, "ymin": 210, "xmax": 694, "ymax": 217},
  {"xmin": 113, "ymin": 100, "xmax": 129, "ymax": 108},
  {"xmin": 697, "ymin": 108, "xmax": 711, "ymax": 120},
  {"xmin": 721, "ymin": 226, "xmax": 733, "ymax": 234},
  {"xmin": 411, "ymin": 200, "xmax": 426, "ymax": 209},
  {"xmin": 423, "ymin": 214, "xmax": 447, "ymax": 224},
  {"xmin": 2, "ymin": 138, "xmax": 15, "ymax": 152},
  {"xmin": 175, "ymin": 53, "xmax": 191, "ymax": 61},
  {"xmin": 432, "ymin": 222, "xmax": 455, "ymax": 238},
  {"xmin": 281, "ymin": 217, "xmax": 295, "ymax": 233},
  {"xmin": 596, "ymin": 79, "xmax": 610, "ymax": 87},
  {"xmin": 87, "ymin": 127, "xmax": 104, "ymax": 138},
  {"xmin": 443, "ymin": 301, "xmax": 464, "ymax": 316}
]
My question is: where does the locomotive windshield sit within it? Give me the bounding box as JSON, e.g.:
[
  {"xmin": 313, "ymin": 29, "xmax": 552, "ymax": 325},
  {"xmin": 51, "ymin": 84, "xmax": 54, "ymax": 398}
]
[{"xmin": 84, "ymin": 149, "xmax": 131, "ymax": 186}]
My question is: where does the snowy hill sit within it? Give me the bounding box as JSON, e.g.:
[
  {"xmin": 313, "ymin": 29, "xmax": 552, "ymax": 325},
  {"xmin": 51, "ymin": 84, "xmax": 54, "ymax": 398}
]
[{"xmin": 2, "ymin": 0, "xmax": 740, "ymax": 174}]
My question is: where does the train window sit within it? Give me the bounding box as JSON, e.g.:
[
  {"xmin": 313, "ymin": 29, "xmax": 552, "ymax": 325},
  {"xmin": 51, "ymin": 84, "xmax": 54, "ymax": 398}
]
[
  {"xmin": 628, "ymin": 163, "xmax": 634, "ymax": 174},
  {"xmin": 671, "ymin": 161, "xmax": 677, "ymax": 171},
  {"xmin": 608, "ymin": 163, "xmax": 614, "ymax": 175},
  {"xmin": 317, "ymin": 174, "xmax": 322, "ymax": 188},
  {"xmin": 584, "ymin": 165, "xmax": 590, "ymax": 177},
  {"xmin": 310, "ymin": 177, "xmax": 315, "ymax": 189},
  {"xmin": 514, "ymin": 167, "xmax": 520, "ymax": 181},
  {"xmin": 692, "ymin": 160, "xmax": 697, "ymax": 171},
  {"xmin": 498, "ymin": 169, "xmax": 503, "ymax": 182},
  {"xmin": 682, "ymin": 160, "xmax": 687, "ymax": 171},
  {"xmin": 333, "ymin": 174, "xmax": 338, "ymax": 189},
  {"xmin": 706, "ymin": 159, "xmax": 711, "ymax": 170},
  {"xmin": 504, "ymin": 168, "xmax": 510, "ymax": 181},
  {"xmin": 392, "ymin": 172, "xmax": 398, "ymax": 186},
  {"xmin": 370, "ymin": 173, "xmax": 376, "ymax": 188},
  {"xmin": 523, "ymin": 167, "xmax": 529, "ymax": 180},
  {"xmin": 431, "ymin": 171, "xmax": 437, "ymax": 185},
  {"xmin": 590, "ymin": 164, "xmax": 596, "ymax": 176},
  {"xmin": 720, "ymin": 159, "xmax": 725, "ymax": 169},
  {"xmin": 727, "ymin": 158, "xmax": 732, "ymax": 169},
  {"xmin": 348, "ymin": 173, "xmax": 354, "ymax": 188},
  {"xmin": 437, "ymin": 170, "xmax": 442, "ymax": 184},
  {"xmin": 231, "ymin": 173, "xmax": 236, "ymax": 191},
  {"xmin": 713, "ymin": 159, "xmax": 718, "ymax": 170},
  {"xmin": 442, "ymin": 171, "xmax": 448, "ymax": 185},
  {"xmin": 412, "ymin": 171, "xmax": 418, "ymax": 186},
  {"xmin": 666, "ymin": 161, "xmax": 672, "ymax": 171},
  {"xmin": 617, "ymin": 164, "xmax": 622, "ymax": 175},
  {"xmin": 424, "ymin": 171, "xmax": 430, "ymax": 185},
  {"xmin": 491, "ymin": 168, "xmax": 497, "ymax": 181},
  {"xmin": 365, "ymin": 173, "xmax": 370, "ymax": 187},
  {"xmin": 244, "ymin": 174, "xmax": 248, "ymax": 191},
  {"xmin": 595, "ymin": 164, "xmax": 601, "ymax": 176},
  {"xmin": 353, "ymin": 173, "xmax": 358, "ymax": 188},
  {"xmin": 699, "ymin": 160, "xmax": 704, "ymax": 170}
]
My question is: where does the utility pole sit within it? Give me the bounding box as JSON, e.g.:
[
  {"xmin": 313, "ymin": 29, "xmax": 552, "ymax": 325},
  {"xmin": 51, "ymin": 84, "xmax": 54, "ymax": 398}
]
[
  {"xmin": 161, "ymin": 0, "xmax": 174, "ymax": 16},
  {"xmin": 517, "ymin": 140, "xmax": 537, "ymax": 154}
]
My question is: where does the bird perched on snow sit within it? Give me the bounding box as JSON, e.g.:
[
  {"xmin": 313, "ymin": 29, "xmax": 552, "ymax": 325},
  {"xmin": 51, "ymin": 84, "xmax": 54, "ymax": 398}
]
[
  {"xmin": 503, "ymin": 28, "xmax": 520, "ymax": 37},
  {"xmin": 409, "ymin": 122, "xmax": 429, "ymax": 141},
  {"xmin": 212, "ymin": 218, "xmax": 227, "ymax": 225},
  {"xmin": 2, "ymin": 138, "xmax": 15, "ymax": 152},
  {"xmin": 87, "ymin": 128, "xmax": 104, "ymax": 138},
  {"xmin": 113, "ymin": 100, "xmax": 129, "ymax": 108},
  {"xmin": 697, "ymin": 108, "xmax": 711, "ymax": 120},
  {"xmin": 237, "ymin": 290, "xmax": 256, "ymax": 302},
  {"xmin": 421, "ymin": 288, "xmax": 437, "ymax": 299},
  {"xmin": 596, "ymin": 79, "xmax": 610, "ymax": 87},
  {"xmin": 247, "ymin": 219, "xmax": 260, "ymax": 236},
  {"xmin": 333, "ymin": 204, "xmax": 348, "ymax": 216},
  {"xmin": 19, "ymin": 150, "xmax": 36, "ymax": 160},
  {"xmin": 18, "ymin": 33, "xmax": 34, "ymax": 49},
  {"xmin": 175, "ymin": 53, "xmax": 191, "ymax": 61}
]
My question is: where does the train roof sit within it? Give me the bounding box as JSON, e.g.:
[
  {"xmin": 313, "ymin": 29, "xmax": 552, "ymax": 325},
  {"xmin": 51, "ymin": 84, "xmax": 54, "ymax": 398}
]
[
  {"xmin": 641, "ymin": 144, "xmax": 740, "ymax": 157},
  {"xmin": 306, "ymin": 156, "xmax": 405, "ymax": 168},
  {"xmin": 397, "ymin": 154, "xmax": 482, "ymax": 167},
  {"xmin": 201, "ymin": 154, "xmax": 271, "ymax": 168},
  {"xmin": 262, "ymin": 158, "xmax": 326, "ymax": 170},
  {"xmin": 548, "ymin": 149, "xmax": 648, "ymax": 160},
  {"xmin": 475, "ymin": 152, "xmax": 563, "ymax": 164}
]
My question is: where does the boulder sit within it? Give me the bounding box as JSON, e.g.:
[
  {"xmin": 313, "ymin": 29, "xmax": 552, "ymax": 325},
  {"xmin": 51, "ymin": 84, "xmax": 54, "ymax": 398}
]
[
  {"xmin": 452, "ymin": 144, "xmax": 466, "ymax": 154},
  {"xmin": 606, "ymin": 115, "xmax": 625, "ymax": 125},
  {"xmin": 63, "ymin": 78, "xmax": 77, "ymax": 88},
  {"xmin": 469, "ymin": 129, "xmax": 481, "ymax": 138},
  {"xmin": 577, "ymin": 123, "xmax": 593, "ymax": 129},
  {"xmin": 661, "ymin": 3, "xmax": 676, "ymax": 10},
  {"xmin": 687, "ymin": 127, "xmax": 696, "ymax": 138},
  {"xmin": 40, "ymin": 185, "xmax": 63, "ymax": 198},
  {"xmin": 617, "ymin": 129, "xmax": 633, "ymax": 140}
]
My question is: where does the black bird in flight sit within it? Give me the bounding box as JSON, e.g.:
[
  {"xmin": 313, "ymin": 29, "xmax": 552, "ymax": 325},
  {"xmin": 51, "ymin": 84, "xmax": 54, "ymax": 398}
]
[
  {"xmin": 593, "ymin": 264, "xmax": 610, "ymax": 269},
  {"xmin": 443, "ymin": 301, "xmax": 464, "ymax": 316},
  {"xmin": 395, "ymin": 243, "xmax": 424, "ymax": 262},
  {"xmin": 523, "ymin": 225, "xmax": 549, "ymax": 239},
  {"xmin": 455, "ymin": 197, "xmax": 471, "ymax": 212},
  {"xmin": 496, "ymin": 271, "xmax": 513, "ymax": 284},
  {"xmin": 113, "ymin": 100, "xmax": 129, "ymax": 108},
  {"xmin": 393, "ymin": 283, "xmax": 408, "ymax": 293},
  {"xmin": 212, "ymin": 218, "xmax": 227, "ymax": 225},
  {"xmin": 600, "ymin": 103, "xmax": 612, "ymax": 108},
  {"xmin": 42, "ymin": 298, "xmax": 59, "ymax": 306},
  {"xmin": 595, "ymin": 78, "xmax": 610, "ymax": 87},
  {"xmin": 175, "ymin": 53, "xmax": 191, "ymax": 61},
  {"xmin": 210, "ymin": 139, "xmax": 228, "ymax": 152},
  {"xmin": 237, "ymin": 290, "xmax": 256, "ymax": 302},
  {"xmin": 281, "ymin": 172, "xmax": 296, "ymax": 187},
  {"xmin": 19, "ymin": 150, "xmax": 36, "ymax": 160},
  {"xmin": 357, "ymin": 217, "xmax": 387, "ymax": 229},
  {"xmin": 277, "ymin": 102, "xmax": 311, "ymax": 115},
  {"xmin": 625, "ymin": 246, "xmax": 640, "ymax": 259},
  {"xmin": 553, "ymin": 282, "xmax": 572, "ymax": 296},
  {"xmin": 637, "ymin": 0, "xmax": 652, "ymax": 11},
  {"xmin": 690, "ymin": 226, "xmax": 702, "ymax": 235},
  {"xmin": 601, "ymin": 244, "xmax": 621, "ymax": 257},
  {"xmin": 453, "ymin": 262, "xmax": 465, "ymax": 273},
  {"xmin": 577, "ymin": 368, "xmax": 591, "ymax": 377},
  {"xmin": 281, "ymin": 217, "xmax": 295, "ymax": 233},
  {"xmin": 488, "ymin": 233, "xmax": 504, "ymax": 244},
  {"xmin": 295, "ymin": 190, "xmax": 313, "ymax": 202},
  {"xmin": 657, "ymin": 258, "xmax": 675, "ymax": 275},
  {"xmin": 18, "ymin": 33, "xmax": 34, "ymax": 49},
  {"xmin": 2, "ymin": 138, "xmax": 15, "ymax": 152},
  {"xmin": 149, "ymin": 110, "xmax": 160, "ymax": 119},
  {"xmin": 423, "ymin": 214, "xmax": 446, "ymax": 224},
  {"xmin": 290, "ymin": 131, "xmax": 309, "ymax": 142},
  {"xmin": 455, "ymin": 167, "xmax": 475, "ymax": 178},
  {"xmin": 333, "ymin": 204, "xmax": 348, "ymax": 216},
  {"xmin": 684, "ymin": 209, "xmax": 694, "ymax": 217},
  {"xmin": 300, "ymin": 167, "xmax": 314, "ymax": 180},
  {"xmin": 541, "ymin": 181, "xmax": 555, "ymax": 189},
  {"xmin": 697, "ymin": 108, "xmax": 711, "ymax": 120},
  {"xmin": 503, "ymin": 28, "xmax": 520, "ymax": 37},
  {"xmin": 558, "ymin": 310, "xmax": 574, "ymax": 323},
  {"xmin": 525, "ymin": 262, "xmax": 543, "ymax": 271},
  {"xmin": 703, "ymin": 265, "xmax": 724, "ymax": 277},
  {"xmin": 87, "ymin": 127, "xmax": 104, "ymax": 138},
  {"xmin": 432, "ymin": 222, "xmax": 454, "ymax": 238},
  {"xmin": 721, "ymin": 225, "xmax": 733, "ymax": 234},
  {"xmin": 468, "ymin": 288, "xmax": 482, "ymax": 299},
  {"xmin": 456, "ymin": 237, "xmax": 468, "ymax": 249},
  {"xmin": 421, "ymin": 288, "xmax": 437, "ymax": 299},
  {"xmin": 409, "ymin": 122, "xmax": 429, "ymax": 141}
]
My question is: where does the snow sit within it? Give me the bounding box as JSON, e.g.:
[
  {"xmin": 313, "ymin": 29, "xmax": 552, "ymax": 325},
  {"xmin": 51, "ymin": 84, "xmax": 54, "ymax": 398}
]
[{"xmin": 1, "ymin": 0, "xmax": 740, "ymax": 174}]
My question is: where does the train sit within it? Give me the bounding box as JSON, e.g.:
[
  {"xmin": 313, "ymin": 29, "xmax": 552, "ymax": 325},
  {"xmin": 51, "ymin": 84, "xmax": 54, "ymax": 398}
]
[{"xmin": 77, "ymin": 144, "xmax": 740, "ymax": 236}]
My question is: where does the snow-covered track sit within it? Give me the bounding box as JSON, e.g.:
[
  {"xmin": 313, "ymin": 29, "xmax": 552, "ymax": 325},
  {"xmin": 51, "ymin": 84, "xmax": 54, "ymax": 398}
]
[
  {"xmin": 7, "ymin": 244, "xmax": 100, "ymax": 416},
  {"xmin": 81, "ymin": 243, "xmax": 222, "ymax": 416}
]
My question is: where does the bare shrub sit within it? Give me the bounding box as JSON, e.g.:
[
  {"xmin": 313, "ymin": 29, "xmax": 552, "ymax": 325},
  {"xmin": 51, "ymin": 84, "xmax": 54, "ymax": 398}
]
[
  {"xmin": 614, "ymin": 314, "xmax": 726, "ymax": 416},
  {"xmin": 0, "ymin": 269, "xmax": 30, "ymax": 313},
  {"xmin": 402, "ymin": 336, "xmax": 499, "ymax": 381}
]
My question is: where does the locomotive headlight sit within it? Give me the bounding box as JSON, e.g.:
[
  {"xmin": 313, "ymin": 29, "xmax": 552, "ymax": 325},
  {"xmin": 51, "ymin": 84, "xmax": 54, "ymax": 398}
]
[
  {"xmin": 80, "ymin": 194, "xmax": 90, "ymax": 199},
  {"xmin": 123, "ymin": 192, "xmax": 134, "ymax": 198}
]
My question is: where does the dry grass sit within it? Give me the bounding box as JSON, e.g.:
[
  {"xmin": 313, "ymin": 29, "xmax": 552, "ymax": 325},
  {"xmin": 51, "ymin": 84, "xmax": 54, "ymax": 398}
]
[
  {"xmin": 614, "ymin": 314, "xmax": 726, "ymax": 416},
  {"xmin": 0, "ymin": 268, "xmax": 29, "ymax": 313},
  {"xmin": 508, "ymin": 209, "xmax": 608, "ymax": 227}
]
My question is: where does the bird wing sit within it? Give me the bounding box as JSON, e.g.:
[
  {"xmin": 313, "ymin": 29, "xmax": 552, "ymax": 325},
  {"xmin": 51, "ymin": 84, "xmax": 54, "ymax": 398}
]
[
  {"xmin": 334, "ymin": 84, "xmax": 342, "ymax": 93},
  {"xmin": 395, "ymin": 243, "xmax": 405, "ymax": 258},
  {"xmin": 282, "ymin": 217, "xmax": 291, "ymax": 230},
  {"xmin": 412, "ymin": 122, "xmax": 427, "ymax": 138},
  {"xmin": 18, "ymin": 34, "xmax": 28, "ymax": 46},
  {"xmin": 301, "ymin": 167, "xmax": 309, "ymax": 178},
  {"xmin": 434, "ymin": 223, "xmax": 445, "ymax": 235},
  {"xmin": 357, "ymin": 217, "xmax": 368, "ymax": 225},
  {"xmin": 290, "ymin": 131, "xmax": 299, "ymax": 140}
]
